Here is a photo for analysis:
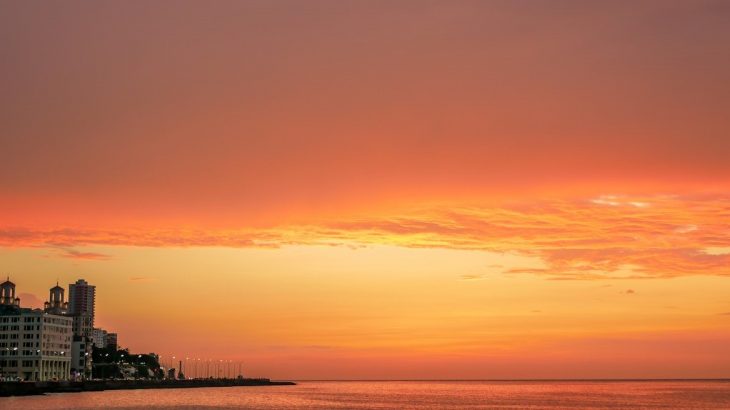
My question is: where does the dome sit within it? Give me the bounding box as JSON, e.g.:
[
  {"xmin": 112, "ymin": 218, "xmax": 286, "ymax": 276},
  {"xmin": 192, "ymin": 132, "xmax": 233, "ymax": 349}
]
[{"xmin": 0, "ymin": 277, "xmax": 14, "ymax": 287}]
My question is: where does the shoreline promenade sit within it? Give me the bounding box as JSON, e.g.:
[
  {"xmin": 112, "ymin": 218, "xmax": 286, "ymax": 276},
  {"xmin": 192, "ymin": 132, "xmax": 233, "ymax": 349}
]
[{"xmin": 0, "ymin": 378, "xmax": 296, "ymax": 397}]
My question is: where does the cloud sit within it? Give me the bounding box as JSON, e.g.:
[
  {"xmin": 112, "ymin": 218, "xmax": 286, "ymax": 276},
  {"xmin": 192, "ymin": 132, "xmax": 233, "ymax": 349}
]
[
  {"xmin": 590, "ymin": 195, "xmax": 621, "ymax": 206},
  {"xmin": 460, "ymin": 274, "xmax": 485, "ymax": 281},
  {"xmin": 1, "ymin": 193, "xmax": 729, "ymax": 280},
  {"xmin": 590, "ymin": 195, "xmax": 650, "ymax": 208},
  {"xmin": 674, "ymin": 224, "xmax": 698, "ymax": 234},
  {"xmin": 61, "ymin": 249, "xmax": 111, "ymax": 260},
  {"xmin": 703, "ymin": 247, "xmax": 730, "ymax": 255},
  {"xmin": 43, "ymin": 247, "xmax": 111, "ymax": 260}
]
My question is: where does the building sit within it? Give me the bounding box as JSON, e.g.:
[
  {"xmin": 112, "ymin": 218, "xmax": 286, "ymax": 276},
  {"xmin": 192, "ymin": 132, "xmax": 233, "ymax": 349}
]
[
  {"xmin": 106, "ymin": 333, "xmax": 118, "ymax": 350},
  {"xmin": 68, "ymin": 279, "xmax": 96, "ymax": 378},
  {"xmin": 0, "ymin": 279, "xmax": 72, "ymax": 381},
  {"xmin": 92, "ymin": 328, "xmax": 107, "ymax": 348},
  {"xmin": 92, "ymin": 328, "xmax": 118, "ymax": 350},
  {"xmin": 68, "ymin": 279, "xmax": 95, "ymax": 339},
  {"xmin": 70, "ymin": 335, "xmax": 89, "ymax": 379},
  {"xmin": 68, "ymin": 279, "xmax": 95, "ymax": 318}
]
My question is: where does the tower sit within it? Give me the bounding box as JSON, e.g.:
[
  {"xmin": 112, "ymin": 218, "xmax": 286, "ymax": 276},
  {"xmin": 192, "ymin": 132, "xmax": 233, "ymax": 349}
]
[
  {"xmin": 45, "ymin": 282, "xmax": 69, "ymax": 314},
  {"xmin": 68, "ymin": 279, "xmax": 96, "ymax": 336},
  {"xmin": 68, "ymin": 279, "xmax": 96, "ymax": 379},
  {"xmin": 0, "ymin": 276, "xmax": 20, "ymax": 306}
]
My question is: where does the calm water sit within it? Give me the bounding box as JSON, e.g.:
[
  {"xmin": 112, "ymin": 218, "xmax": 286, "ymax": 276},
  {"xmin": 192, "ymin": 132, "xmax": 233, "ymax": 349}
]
[{"xmin": 2, "ymin": 381, "xmax": 729, "ymax": 409}]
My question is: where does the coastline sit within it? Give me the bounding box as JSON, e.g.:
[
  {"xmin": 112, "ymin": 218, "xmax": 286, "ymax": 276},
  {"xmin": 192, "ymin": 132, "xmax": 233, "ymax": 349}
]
[{"xmin": 0, "ymin": 378, "xmax": 296, "ymax": 397}]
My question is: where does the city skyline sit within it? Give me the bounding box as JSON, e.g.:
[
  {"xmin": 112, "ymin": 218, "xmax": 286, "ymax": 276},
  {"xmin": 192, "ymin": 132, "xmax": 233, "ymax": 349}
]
[{"xmin": 1, "ymin": 0, "xmax": 730, "ymax": 381}]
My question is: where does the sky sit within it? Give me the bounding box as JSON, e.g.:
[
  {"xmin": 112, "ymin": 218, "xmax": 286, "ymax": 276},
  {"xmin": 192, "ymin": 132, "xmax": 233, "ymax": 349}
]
[{"xmin": 1, "ymin": 0, "xmax": 729, "ymax": 379}]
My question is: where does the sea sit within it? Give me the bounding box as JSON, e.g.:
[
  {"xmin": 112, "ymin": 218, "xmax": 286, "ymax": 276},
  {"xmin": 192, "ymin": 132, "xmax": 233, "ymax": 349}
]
[{"xmin": 2, "ymin": 380, "xmax": 729, "ymax": 409}]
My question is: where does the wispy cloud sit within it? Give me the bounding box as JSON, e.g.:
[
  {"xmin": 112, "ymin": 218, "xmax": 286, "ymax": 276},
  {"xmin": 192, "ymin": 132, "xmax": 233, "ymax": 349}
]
[
  {"xmin": 459, "ymin": 274, "xmax": 485, "ymax": 281},
  {"xmin": 59, "ymin": 249, "xmax": 111, "ymax": 260},
  {"xmin": 2, "ymin": 194, "xmax": 729, "ymax": 280},
  {"xmin": 41, "ymin": 246, "xmax": 112, "ymax": 261}
]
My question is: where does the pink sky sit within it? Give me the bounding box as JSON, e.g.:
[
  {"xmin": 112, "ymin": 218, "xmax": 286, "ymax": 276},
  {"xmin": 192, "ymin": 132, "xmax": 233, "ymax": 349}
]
[{"xmin": 1, "ymin": 1, "xmax": 729, "ymax": 379}]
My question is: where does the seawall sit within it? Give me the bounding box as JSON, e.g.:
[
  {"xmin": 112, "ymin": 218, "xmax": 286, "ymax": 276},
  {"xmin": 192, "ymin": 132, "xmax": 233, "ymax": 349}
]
[{"xmin": 0, "ymin": 378, "xmax": 296, "ymax": 397}]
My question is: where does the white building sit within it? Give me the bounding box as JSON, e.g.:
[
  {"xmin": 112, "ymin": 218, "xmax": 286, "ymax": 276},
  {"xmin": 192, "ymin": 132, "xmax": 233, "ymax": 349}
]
[{"xmin": 0, "ymin": 278, "xmax": 72, "ymax": 381}]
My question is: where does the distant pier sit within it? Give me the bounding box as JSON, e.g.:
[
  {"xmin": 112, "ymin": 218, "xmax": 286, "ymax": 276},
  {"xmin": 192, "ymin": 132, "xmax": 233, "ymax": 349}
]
[{"xmin": 0, "ymin": 378, "xmax": 296, "ymax": 397}]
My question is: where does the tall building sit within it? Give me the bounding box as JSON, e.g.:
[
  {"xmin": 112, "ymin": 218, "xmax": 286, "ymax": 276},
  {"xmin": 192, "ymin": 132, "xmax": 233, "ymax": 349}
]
[
  {"xmin": 0, "ymin": 279, "xmax": 73, "ymax": 381},
  {"xmin": 68, "ymin": 279, "xmax": 96, "ymax": 378},
  {"xmin": 68, "ymin": 279, "xmax": 95, "ymax": 338}
]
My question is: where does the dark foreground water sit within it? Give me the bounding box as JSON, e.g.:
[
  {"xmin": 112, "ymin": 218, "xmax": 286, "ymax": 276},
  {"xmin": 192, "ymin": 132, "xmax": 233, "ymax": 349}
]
[{"xmin": 2, "ymin": 381, "xmax": 729, "ymax": 409}]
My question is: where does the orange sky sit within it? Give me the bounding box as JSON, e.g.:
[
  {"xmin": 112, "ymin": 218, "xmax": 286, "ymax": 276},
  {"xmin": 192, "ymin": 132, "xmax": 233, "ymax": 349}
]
[{"xmin": 1, "ymin": 0, "xmax": 729, "ymax": 379}]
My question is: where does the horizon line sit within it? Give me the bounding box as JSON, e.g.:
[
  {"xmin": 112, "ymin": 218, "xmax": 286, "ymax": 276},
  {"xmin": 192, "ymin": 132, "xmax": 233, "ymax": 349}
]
[{"xmin": 289, "ymin": 378, "xmax": 730, "ymax": 382}]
